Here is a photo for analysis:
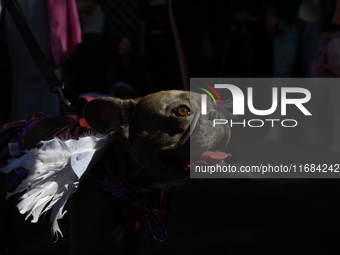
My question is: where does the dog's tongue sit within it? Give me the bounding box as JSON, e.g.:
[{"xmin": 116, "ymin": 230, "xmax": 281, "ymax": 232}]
[{"xmin": 200, "ymin": 151, "xmax": 231, "ymax": 160}]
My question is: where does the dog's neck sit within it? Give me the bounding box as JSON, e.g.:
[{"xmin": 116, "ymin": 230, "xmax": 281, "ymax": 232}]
[
  {"xmin": 101, "ymin": 145, "xmax": 157, "ymax": 194},
  {"xmin": 105, "ymin": 144, "xmax": 180, "ymax": 193}
]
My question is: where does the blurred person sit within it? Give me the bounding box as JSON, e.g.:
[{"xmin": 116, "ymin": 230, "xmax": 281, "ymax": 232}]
[
  {"xmin": 64, "ymin": 0, "xmax": 105, "ymax": 103},
  {"xmin": 139, "ymin": 0, "xmax": 183, "ymax": 92},
  {"xmin": 1, "ymin": 1, "xmax": 81, "ymax": 253},
  {"xmin": 266, "ymin": 0, "xmax": 324, "ymax": 78},
  {"xmin": 309, "ymin": 0, "xmax": 340, "ymax": 152},
  {"xmin": 324, "ymin": 33, "xmax": 340, "ymax": 153},
  {"xmin": 107, "ymin": 36, "xmax": 147, "ymax": 98},
  {"xmin": 264, "ymin": 0, "xmax": 325, "ymax": 145},
  {"xmin": 2, "ymin": 0, "xmax": 81, "ymax": 121},
  {"xmin": 4, "ymin": 1, "xmax": 60, "ymax": 120},
  {"xmin": 327, "ymin": 0, "xmax": 340, "ymax": 152},
  {"xmin": 226, "ymin": 0, "xmax": 272, "ymax": 78},
  {"xmin": 77, "ymin": 0, "xmax": 105, "ymax": 90}
]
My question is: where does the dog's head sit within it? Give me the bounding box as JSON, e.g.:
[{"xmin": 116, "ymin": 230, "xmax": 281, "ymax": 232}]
[{"xmin": 85, "ymin": 90, "xmax": 230, "ymax": 189}]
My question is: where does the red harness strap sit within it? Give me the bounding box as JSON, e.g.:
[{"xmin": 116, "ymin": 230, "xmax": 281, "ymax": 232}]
[{"xmin": 76, "ymin": 96, "xmax": 95, "ymax": 130}]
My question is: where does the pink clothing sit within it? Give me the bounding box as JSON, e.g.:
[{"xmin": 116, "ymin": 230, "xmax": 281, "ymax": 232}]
[{"xmin": 47, "ymin": 0, "xmax": 82, "ymax": 69}]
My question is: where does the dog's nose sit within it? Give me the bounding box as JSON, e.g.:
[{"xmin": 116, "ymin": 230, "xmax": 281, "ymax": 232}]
[{"xmin": 208, "ymin": 111, "xmax": 225, "ymax": 120}]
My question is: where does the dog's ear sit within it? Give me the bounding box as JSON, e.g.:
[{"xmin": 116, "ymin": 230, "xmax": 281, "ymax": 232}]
[{"xmin": 84, "ymin": 97, "xmax": 139, "ymax": 135}]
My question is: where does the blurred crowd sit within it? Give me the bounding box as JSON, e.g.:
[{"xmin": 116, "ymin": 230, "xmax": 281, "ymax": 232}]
[{"xmin": 0, "ymin": 0, "xmax": 339, "ymax": 151}]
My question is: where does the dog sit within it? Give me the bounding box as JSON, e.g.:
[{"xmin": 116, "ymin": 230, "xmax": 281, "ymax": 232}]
[{"xmin": 1, "ymin": 90, "xmax": 230, "ymax": 255}]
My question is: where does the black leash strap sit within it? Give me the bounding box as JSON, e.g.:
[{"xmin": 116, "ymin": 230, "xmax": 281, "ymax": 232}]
[{"xmin": 4, "ymin": 0, "xmax": 73, "ymax": 112}]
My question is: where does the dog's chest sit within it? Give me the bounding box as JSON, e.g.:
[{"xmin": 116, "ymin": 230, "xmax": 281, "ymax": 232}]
[{"xmin": 89, "ymin": 157, "xmax": 171, "ymax": 239}]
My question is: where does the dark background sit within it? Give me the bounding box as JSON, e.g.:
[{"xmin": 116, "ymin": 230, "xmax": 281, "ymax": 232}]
[{"xmin": 1, "ymin": 0, "xmax": 340, "ymax": 254}]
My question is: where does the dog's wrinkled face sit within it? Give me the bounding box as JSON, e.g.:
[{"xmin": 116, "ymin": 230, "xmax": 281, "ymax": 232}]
[
  {"xmin": 189, "ymin": 92, "xmax": 231, "ymax": 165},
  {"xmin": 84, "ymin": 90, "xmax": 230, "ymax": 188}
]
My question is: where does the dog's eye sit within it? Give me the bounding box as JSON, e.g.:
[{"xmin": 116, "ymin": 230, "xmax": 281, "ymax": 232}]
[{"xmin": 175, "ymin": 106, "xmax": 190, "ymax": 117}]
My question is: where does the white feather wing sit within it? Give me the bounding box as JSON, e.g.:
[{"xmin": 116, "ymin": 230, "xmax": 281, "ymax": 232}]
[{"xmin": 4, "ymin": 135, "xmax": 110, "ymax": 238}]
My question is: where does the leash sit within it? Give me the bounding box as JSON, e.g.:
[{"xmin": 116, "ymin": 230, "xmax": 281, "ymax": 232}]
[{"xmin": 3, "ymin": 0, "xmax": 75, "ymax": 114}]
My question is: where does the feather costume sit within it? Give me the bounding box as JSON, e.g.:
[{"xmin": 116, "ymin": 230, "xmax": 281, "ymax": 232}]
[{"xmin": 1, "ymin": 135, "xmax": 110, "ymax": 238}]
